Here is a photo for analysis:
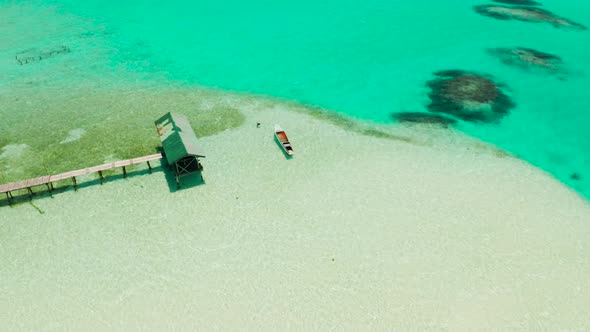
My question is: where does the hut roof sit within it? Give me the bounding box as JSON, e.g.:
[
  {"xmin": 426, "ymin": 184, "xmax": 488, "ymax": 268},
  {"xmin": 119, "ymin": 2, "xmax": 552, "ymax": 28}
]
[{"xmin": 155, "ymin": 112, "xmax": 205, "ymax": 164}]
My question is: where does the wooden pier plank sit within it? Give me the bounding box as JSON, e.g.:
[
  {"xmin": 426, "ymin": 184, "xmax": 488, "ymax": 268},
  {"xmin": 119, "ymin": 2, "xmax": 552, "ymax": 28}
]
[{"xmin": 0, "ymin": 153, "xmax": 162, "ymax": 194}]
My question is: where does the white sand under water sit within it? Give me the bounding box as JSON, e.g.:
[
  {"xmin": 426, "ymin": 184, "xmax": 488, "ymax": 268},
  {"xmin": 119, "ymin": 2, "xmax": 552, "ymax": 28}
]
[{"xmin": 1, "ymin": 105, "xmax": 590, "ymax": 331}]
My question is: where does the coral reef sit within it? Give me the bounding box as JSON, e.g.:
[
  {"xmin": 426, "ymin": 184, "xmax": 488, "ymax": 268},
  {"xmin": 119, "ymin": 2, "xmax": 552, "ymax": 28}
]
[
  {"xmin": 426, "ymin": 70, "xmax": 515, "ymax": 123},
  {"xmin": 474, "ymin": 5, "xmax": 586, "ymax": 30},
  {"xmin": 391, "ymin": 112, "xmax": 457, "ymax": 127},
  {"xmin": 492, "ymin": 0, "xmax": 541, "ymax": 6},
  {"xmin": 488, "ymin": 47, "xmax": 563, "ymax": 71}
]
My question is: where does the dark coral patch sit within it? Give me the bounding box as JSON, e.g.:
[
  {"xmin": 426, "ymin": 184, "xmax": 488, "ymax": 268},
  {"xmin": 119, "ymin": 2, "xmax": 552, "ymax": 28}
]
[
  {"xmin": 492, "ymin": 0, "xmax": 541, "ymax": 6},
  {"xmin": 392, "ymin": 112, "xmax": 457, "ymax": 127},
  {"xmin": 426, "ymin": 70, "xmax": 515, "ymax": 123},
  {"xmin": 488, "ymin": 47, "xmax": 563, "ymax": 72},
  {"xmin": 474, "ymin": 5, "xmax": 587, "ymax": 30}
]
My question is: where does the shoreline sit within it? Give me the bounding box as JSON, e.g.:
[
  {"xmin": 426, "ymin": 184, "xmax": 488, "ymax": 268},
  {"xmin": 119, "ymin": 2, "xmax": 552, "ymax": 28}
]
[{"xmin": 1, "ymin": 83, "xmax": 588, "ymax": 205}]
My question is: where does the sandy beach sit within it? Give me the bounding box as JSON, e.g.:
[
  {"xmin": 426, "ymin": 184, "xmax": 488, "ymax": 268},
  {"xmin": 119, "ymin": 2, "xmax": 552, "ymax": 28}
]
[{"xmin": 1, "ymin": 98, "xmax": 589, "ymax": 331}]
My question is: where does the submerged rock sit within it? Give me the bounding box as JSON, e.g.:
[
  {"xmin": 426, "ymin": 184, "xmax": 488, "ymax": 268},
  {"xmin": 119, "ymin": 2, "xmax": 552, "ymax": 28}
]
[
  {"xmin": 492, "ymin": 0, "xmax": 541, "ymax": 5},
  {"xmin": 426, "ymin": 70, "xmax": 515, "ymax": 123},
  {"xmin": 488, "ymin": 47, "xmax": 563, "ymax": 71},
  {"xmin": 15, "ymin": 45, "xmax": 71, "ymax": 65},
  {"xmin": 392, "ymin": 112, "xmax": 457, "ymax": 127},
  {"xmin": 474, "ymin": 5, "xmax": 587, "ymax": 30}
]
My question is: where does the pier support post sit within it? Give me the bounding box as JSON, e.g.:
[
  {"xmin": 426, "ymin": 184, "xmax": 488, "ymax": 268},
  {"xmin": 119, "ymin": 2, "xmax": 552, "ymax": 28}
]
[
  {"xmin": 72, "ymin": 177, "xmax": 77, "ymax": 191},
  {"xmin": 27, "ymin": 187, "xmax": 33, "ymax": 200},
  {"xmin": 98, "ymin": 171, "xmax": 104, "ymax": 184},
  {"xmin": 5, "ymin": 192, "xmax": 11, "ymax": 205},
  {"xmin": 46, "ymin": 183, "xmax": 53, "ymax": 197},
  {"xmin": 147, "ymin": 161, "xmax": 152, "ymax": 174},
  {"xmin": 123, "ymin": 166, "xmax": 127, "ymax": 178}
]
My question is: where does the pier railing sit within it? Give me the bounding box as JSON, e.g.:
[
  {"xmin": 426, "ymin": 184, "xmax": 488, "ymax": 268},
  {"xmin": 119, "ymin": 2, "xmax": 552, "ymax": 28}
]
[{"xmin": 0, "ymin": 153, "xmax": 163, "ymax": 204}]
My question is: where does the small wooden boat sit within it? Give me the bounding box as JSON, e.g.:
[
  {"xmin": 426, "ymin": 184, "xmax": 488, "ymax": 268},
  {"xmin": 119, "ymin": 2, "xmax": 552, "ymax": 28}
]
[{"xmin": 274, "ymin": 124, "xmax": 294, "ymax": 156}]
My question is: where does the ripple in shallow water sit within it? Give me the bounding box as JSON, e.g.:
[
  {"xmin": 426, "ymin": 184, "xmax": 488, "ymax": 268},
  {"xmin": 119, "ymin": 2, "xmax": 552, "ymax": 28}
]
[
  {"xmin": 60, "ymin": 128, "xmax": 87, "ymax": 144},
  {"xmin": 0, "ymin": 144, "xmax": 29, "ymax": 160}
]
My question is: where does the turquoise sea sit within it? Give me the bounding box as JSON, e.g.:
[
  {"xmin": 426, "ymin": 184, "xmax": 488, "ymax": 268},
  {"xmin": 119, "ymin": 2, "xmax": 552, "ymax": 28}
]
[{"xmin": 1, "ymin": 0, "xmax": 589, "ymax": 198}]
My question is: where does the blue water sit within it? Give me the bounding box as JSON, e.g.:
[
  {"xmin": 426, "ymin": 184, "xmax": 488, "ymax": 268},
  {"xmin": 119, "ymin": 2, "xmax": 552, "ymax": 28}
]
[{"xmin": 1, "ymin": 0, "xmax": 589, "ymax": 198}]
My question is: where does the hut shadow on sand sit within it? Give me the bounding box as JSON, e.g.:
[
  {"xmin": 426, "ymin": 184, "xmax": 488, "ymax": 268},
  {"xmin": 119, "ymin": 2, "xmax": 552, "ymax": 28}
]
[{"xmin": 162, "ymin": 157, "xmax": 205, "ymax": 193}]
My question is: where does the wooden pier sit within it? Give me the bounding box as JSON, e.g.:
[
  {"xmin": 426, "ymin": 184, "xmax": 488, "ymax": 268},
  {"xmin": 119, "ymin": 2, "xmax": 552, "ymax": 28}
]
[{"xmin": 0, "ymin": 153, "xmax": 163, "ymax": 204}]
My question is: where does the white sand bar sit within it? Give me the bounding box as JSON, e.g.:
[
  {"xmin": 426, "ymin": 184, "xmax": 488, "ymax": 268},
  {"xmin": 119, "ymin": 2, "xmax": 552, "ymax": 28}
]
[{"xmin": 1, "ymin": 105, "xmax": 589, "ymax": 331}]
